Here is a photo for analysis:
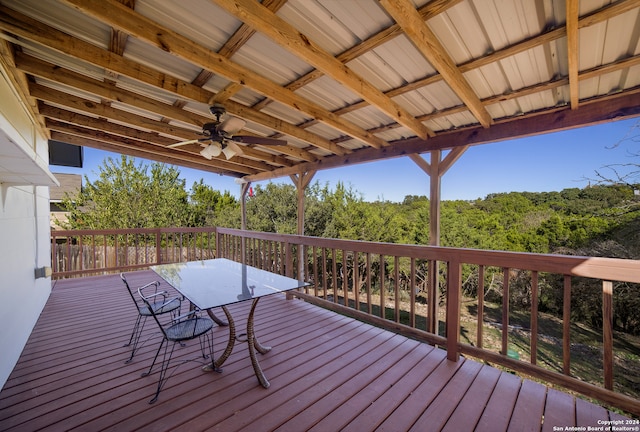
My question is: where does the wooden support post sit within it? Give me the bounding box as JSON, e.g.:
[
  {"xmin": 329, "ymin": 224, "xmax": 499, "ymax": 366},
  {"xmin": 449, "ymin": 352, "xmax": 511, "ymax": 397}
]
[{"xmin": 290, "ymin": 170, "xmax": 315, "ymax": 283}]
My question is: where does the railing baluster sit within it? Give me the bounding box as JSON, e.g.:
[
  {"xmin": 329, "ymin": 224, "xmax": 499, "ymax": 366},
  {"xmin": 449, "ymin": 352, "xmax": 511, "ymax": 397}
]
[
  {"xmin": 563, "ymin": 275, "xmax": 572, "ymax": 376},
  {"xmin": 366, "ymin": 252, "xmax": 372, "ymax": 315},
  {"xmin": 394, "ymin": 256, "xmax": 400, "ymax": 323},
  {"xmin": 603, "ymin": 280, "xmax": 613, "ymax": 390},
  {"xmin": 380, "ymin": 254, "xmax": 385, "ymax": 319},
  {"xmin": 354, "ymin": 251, "xmax": 360, "ymax": 314},
  {"xmin": 477, "ymin": 265, "xmax": 485, "ymax": 349},
  {"xmin": 446, "ymin": 259, "xmax": 462, "ymax": 361},
  {"xmin": 502, "ymin": 267, "xmax": 510, "ymax": 356},
  {"xmin": 530, "ymin": 270, "xmax": 538, "ymax": 365},
  {"xmin": 342, "ymin": 249, "xmax": 348, "ymax": 307},
  {"xmin": 332, "ymin": 249, "xmax": 338, "ymax": 303},
  {"xmin": 410, "ymin": 257, "xmax": 416, "ymax": 328}
]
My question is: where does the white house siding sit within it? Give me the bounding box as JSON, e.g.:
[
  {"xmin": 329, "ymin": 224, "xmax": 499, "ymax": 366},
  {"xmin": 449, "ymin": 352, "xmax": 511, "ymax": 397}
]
[
  {"xmin": 0, "ymin": 185, "xmax": 52, "ymax": 388},
  {"xmin": 0, "ymin": 59, "xmax": 56, "ymax": 389}
]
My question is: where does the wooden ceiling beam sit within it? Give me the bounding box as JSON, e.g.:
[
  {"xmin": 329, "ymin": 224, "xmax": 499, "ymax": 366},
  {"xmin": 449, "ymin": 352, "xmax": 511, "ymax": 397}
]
[
  {"xmin": 324, "ymin": 0, "xmax": 637, "ymax": 127},
  {"xmin": 0, "ymin": 4, "xmax": 342, "ymax": 159},
  {"xmin": 377, "ymin": 0, "xmax": 492, "ymax": 128},
  {"xmin": 30, "ymin": 83, "xmax": 277, "ymax": 172},
  {"xmin": 252, "ymin": 0, "xmax": 461, "ymax": 113},
  {"xmin": 40, "ymin": 104, "xmax": 293, "ymax": 168},
  {"xmin": 15, "ymin": 52, "xmax": 209, "ymax": 128},
  {"xmin": 212, "ymin": 0, "xmax": 433, "ymax": 140},
  {"xmin": 15, "ymin": 52, "xmax": 298, "ymax": 166},
  {"xmin": 47, "ymin": 120, "xmax": 262, "ymax": 176},
  {"xmin": 566, "ymin": 0, "xmax": 580, "ymax": 109},
  {"xmin": 209, "ymin": 0, "xmax": 288, "ymax": 105},
  {"xmin": 50, "ymin": 131, "xmax": 244, "ymax": 176},
  {"xmin": 58, "ymin": 0, "xmax": 387, "ymax": 150},
  {"xmin": 41, "ymin": 106, "xmax": 281, "ymax": 171},
  {"xmin": 245, "ymin": 90, "xmax": 640, "ymax": 182}
]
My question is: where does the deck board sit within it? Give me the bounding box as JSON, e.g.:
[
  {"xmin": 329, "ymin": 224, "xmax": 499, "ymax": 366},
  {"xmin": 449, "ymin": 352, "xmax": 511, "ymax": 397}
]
[
  {"xmin": 508, "ymin": 379, "xmax": 548, "ymax": 432},
  {"xmin": 0, "ymin": 271, "xmax": 632, "ymax": 431}
]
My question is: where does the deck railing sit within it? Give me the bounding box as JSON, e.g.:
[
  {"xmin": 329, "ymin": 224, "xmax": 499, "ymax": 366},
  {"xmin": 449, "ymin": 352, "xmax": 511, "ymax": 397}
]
[
  {"xmin": 51, "ymin": 227, "xmax": 217, "ymax": 278},
  {"xmin": 215, "ymin": 227, "xmax": 640, "ymax": 417},
  {"xmin": 50, "ymin": 226, "xmax": 640, "ymax": 415}
]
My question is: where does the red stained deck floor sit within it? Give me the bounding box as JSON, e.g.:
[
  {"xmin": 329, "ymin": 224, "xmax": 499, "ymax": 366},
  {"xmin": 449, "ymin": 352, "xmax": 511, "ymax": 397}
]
[{"xmin": 0, "ymin": 271, "xmax": 630, "ymax": 431}]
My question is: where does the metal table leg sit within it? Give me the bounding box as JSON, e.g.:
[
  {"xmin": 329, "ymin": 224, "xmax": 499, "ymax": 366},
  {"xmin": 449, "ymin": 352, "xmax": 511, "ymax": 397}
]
[
  {"xmin": 247, "ymin": 297, "xmax": 271, "ymax": 388},
  {"xmin": 206, "ymin": 308, "xmax": 229, "ymax": 327},
  {"xmin": 203, "ymin": 300, "xmax": 271, "ymax": 388},
  {"xmin": 202, "ymin": 305, "xmax": 235, "ymax": 371}
]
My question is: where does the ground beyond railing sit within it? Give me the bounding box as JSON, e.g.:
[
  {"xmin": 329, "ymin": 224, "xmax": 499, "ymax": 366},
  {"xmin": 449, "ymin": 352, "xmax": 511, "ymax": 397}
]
[
  {"xmin": 215, "ymin": 227, "xmax": 640, "ymax": 417},
  {"xmin": 51, "ymin": 227, "xmax": 217, "ymax": 278},
  {"xmin": 50, "ymin": 227, "xmax": 640, "ymax": 416}
]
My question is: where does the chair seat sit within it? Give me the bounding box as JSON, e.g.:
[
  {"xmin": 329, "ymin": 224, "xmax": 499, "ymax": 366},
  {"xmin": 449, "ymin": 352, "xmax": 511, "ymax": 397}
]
[
  {"xmin": 166, "ymin": 317, "xmax": 214, "ymax": 342},
  {"xmin": 138, "ymin": 297, "xmax": 181, "ymax": 316}
]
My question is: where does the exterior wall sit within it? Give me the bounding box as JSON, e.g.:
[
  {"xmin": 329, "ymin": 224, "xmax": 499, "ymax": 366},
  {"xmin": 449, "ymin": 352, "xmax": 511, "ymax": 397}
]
[
  {"xmin": 0, "ymin": 62, "xmax": 55, "ymax": 389},
  {"xmin": 0, "ymin": 185, "xmax": 52, "ymax": 388}
]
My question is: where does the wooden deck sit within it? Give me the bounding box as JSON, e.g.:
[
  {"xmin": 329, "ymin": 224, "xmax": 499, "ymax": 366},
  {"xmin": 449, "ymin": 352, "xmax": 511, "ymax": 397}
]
[{"xmin": 0, "ymin": 272, "xmax": 631, "ymax": 431}]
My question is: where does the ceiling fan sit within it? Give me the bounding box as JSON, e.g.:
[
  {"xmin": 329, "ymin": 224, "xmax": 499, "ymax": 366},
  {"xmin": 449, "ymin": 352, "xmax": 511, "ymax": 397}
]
[{"xmin": 169, "ymin": 104, "xmax": 287, "ymax": 159}]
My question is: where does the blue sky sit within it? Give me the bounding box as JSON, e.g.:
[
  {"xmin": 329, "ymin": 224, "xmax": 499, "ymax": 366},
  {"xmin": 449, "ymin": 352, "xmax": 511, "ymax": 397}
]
[{"xmin": 52, "ymin": 118, "xmax": 639, "ymax": 202}]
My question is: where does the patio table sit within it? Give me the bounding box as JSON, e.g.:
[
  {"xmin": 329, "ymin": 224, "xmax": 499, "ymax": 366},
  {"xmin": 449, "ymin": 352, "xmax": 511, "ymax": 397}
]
[{"xmin": 151, "ymin": 258, "xmax": 309, "ymax": 388}]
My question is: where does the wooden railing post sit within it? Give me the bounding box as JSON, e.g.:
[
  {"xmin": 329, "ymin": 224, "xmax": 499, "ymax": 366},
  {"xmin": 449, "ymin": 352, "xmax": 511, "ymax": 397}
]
[{"xmin": 446, "ymin": 260, "xmax": 461, "ymax": 361}]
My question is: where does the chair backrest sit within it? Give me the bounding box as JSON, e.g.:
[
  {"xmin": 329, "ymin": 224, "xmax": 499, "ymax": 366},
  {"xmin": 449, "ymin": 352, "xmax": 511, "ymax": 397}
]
[
  {"xmin": 121, "ymin": 273, "xmax": 140, "ymax": 307},
  {"xmin": 137, "ymin": 287, "xmax": 170, "ymax": 339}
]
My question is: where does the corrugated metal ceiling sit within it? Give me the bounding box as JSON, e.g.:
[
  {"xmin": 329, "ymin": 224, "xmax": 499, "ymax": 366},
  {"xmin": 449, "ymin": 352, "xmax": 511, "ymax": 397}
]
[{"xmin": 0, "ymin": 0, "xmax": 638, "ymax": 182}]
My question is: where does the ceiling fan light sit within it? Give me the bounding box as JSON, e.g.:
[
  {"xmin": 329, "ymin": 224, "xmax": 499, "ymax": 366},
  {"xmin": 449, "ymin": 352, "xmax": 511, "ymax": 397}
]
[
  {"xmin": 200, "ymin": 143, "xmax": 221, "ymax": 159},
  {"xmin": 222, "ymin": 146, "xmax": 237, "ymax": 160},
  {"xmin": 223, "ymin": 140, "xmax": 244, "ymax": 160}
]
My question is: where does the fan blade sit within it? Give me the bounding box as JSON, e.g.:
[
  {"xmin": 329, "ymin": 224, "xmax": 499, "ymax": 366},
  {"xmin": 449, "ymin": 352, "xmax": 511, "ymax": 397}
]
[
  {"xmin": 168, "ymin": 138, "xmax": 207, "ymax": 148},
  {"xmin": 219, "ymin": 116, "xmax": 246, "ymax": 134},
  {"xmin": 232, "ymin": 135, "xmax": 288, "ymax": 146}
]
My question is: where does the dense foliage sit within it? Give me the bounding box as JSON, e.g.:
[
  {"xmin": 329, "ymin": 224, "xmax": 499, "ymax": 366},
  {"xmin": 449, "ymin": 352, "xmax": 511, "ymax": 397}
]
[{"xmin": 59, "ymin": 156, "xmax": 640, "ymax": 334}]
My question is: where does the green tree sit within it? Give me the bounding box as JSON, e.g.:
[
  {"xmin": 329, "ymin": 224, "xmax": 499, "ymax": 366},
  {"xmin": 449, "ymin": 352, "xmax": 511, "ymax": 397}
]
[
  {"xmin": 59, "ymin": 156, "xmax": 189, "ymax": 229},
  {"xmin": 246, "ymin": 182, "xmax": 298, "ymax": 233},
  {"xmin": 189, "ymin": 180, "xmax": 240, "ymax": 228}
]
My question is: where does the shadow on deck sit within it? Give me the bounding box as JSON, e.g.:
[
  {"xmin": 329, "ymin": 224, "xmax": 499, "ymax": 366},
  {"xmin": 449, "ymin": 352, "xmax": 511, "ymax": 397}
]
[{"xmin": 0, "ymin": 271, "xmax": 631, "ymax": 431}]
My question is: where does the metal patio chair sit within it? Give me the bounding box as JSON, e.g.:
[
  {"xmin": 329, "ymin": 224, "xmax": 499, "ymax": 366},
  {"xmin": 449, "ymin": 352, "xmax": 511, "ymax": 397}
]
[
  {"xmin": 121, "ymin": 273, "xmax": 182, "ymax": 363},
  {"xmin": 139, "ymin": 286, "xmax": 221, "ymax": 403}
]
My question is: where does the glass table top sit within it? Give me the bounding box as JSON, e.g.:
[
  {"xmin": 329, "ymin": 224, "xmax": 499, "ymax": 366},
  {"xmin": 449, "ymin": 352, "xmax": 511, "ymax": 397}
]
[{"xmin": 151, "ymin": 258, "xmax": 309, "ymax": 310}]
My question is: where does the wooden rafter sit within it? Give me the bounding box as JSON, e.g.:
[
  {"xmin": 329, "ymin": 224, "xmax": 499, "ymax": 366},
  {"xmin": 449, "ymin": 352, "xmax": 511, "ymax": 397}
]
[
  {"xmin": 59, "ymin": 0, "xmax": 388, "ymax": 150},
  {"xmin": 0, "ymin": 4, "xmax": 343, "ymax": 159},
  {"xmin": 211, "ymin": 0, "xmax": 432, "ymax": 140},
  {"xmin": 245, "ymin": 90, "xmax": 640, "ymax": 182},
  {"xmin": 377, "ymin": 0, "xmax": 492, "ymax": 128},
  {"xmin": 566, "ymin": 0, "xmax": 580, "ymax": 109}
]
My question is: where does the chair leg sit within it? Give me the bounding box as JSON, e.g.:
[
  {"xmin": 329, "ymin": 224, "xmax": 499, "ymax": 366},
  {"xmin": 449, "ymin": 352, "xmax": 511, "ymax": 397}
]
[
  {"xmin": 142, "ymin": 337, "xmax": 165, "ymax": 379},
  {"xmin": 125, "ymin": 315, "xmax": 147, "ymax": 364},
  {"xmin": 149, "ymin": 341, "xmax": 177, "ymax": 404},
  {"xmin": 124, "ymin": 314, "xmax": 142, "ymax": 347},
  {"xmin": 202, "ymin": 331, "xmax": 222, "ymax": 373}
]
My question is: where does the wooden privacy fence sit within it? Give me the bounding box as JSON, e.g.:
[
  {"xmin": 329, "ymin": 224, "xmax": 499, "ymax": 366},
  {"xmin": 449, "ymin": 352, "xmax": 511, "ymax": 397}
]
[
  {"xmin": 215, "ymin": 227, "xmax": 640, "ymax": 417},
  {"xmin": 51, "ymin": 227, "xmax": 217, "ymax": 278}
]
